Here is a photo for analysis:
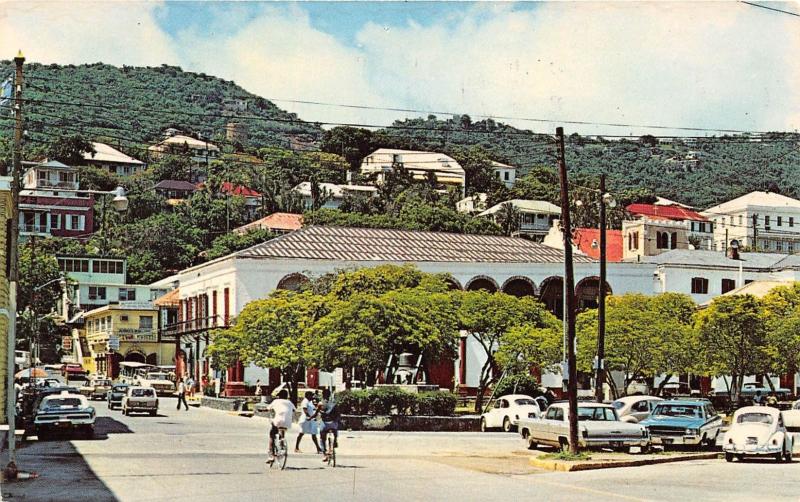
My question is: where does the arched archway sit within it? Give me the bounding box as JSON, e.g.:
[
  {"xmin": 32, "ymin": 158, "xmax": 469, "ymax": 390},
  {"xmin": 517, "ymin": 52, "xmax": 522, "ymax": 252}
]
[
  {"xmin": 538, "ymin": 276, "xmax": 564, "ymax": 319},
  {"xmin": 146, "ymin": 353, "xmax": 158, "ymax": 366},
  {"xmin": 465, "ymin": 275, "xmax": 499, "ymax": 293},
  {"xmin": 442, "ymin": 276, "xmax": 463, "ymax": 291},
  {"xmin": 501, "ymin": 276, "xmax": 537, "ymax": 297},
  {"xmin": 276, "ymin": 273, "xmax": 309, "ymax": 291},
  {"xmin": 575, "ymin": 276, "xmax": 613, "ymax": 311},
  {"xmin": 124, "ymin": 351, "xmax": 146, "ymax": 364}
]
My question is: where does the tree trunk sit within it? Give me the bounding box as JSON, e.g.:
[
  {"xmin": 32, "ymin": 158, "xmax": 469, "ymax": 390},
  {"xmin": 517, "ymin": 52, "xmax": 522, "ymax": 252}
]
[
  {"xmin": 730, "ymin": 373, "xmax": 740, "ymax": 408},
  {"xmin": 763, "ymin": 374, "xmax": 776, "ymax": 392},
  {"xmin": 655, "ymin": 374, "xmax": 673, "ymax": 397},
  {"xmin": 606, "ymin": 372, "xmax": 619, "ymax": 400}
]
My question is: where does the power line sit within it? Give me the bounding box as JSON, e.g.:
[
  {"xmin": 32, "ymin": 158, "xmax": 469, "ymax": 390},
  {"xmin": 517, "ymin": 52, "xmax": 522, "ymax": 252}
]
[{"xmin": 740, "ymin": 0, "xmax": 800, "ymax": 18}]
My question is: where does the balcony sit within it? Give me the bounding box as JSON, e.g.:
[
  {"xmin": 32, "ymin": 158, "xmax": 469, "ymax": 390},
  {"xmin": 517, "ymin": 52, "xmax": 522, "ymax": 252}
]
[
  {"xmin": 19, "ymin": 224, "xmax": 51, "ymax": 235},
  {"xmin": 160, "ymin": 315, "xmax": 227, "ymax": 339},
  {"xmin": 35, "ymin": 180, "xmax": 80, "ymax": 190}
]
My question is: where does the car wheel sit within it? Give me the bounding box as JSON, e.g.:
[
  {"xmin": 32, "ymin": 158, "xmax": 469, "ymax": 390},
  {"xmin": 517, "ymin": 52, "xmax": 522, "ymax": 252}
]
[
  {"xmin": 776, "ymin": 449, "xmax": 784, "ymax": 462},
  {"xmin": 480, "ymin": 418, "xmax": 488, "ymax": 432},
  {"xmin": 785, "ymin": 447, "xmax": 793, "ymax": 463},
  {"xmin": 725, "ymin": 452, "xmax": 734, "ymax": 462},
  {"xmin": 149, "ymin": 411, "xmax": 156, "ymax": 416},
  {"xmin": 559, "ymin": 437, "xmax": 569, "ymax": 452},
  {"xmin": 527, "ymin": 436, "xmax": 538, "ymax": 450},
  {"xmin": 502, "ymin": 417, "xmax": 513, "ymax": 433}
]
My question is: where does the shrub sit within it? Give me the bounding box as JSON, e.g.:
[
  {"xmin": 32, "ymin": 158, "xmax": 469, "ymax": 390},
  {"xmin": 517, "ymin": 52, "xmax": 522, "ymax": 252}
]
[
  {"xmin": 492, "ymin": 373, "xmax": 543, "ymax": 398},
  {"xmin": 336, "ymin": 389, "xmax": 369, "ymax": 415},
  {"xmin": 364, "ymin": 386, "xmax": 416, "ymax": 415},
  {"xmin": 415, "ymin": 391, "xmax": 457, "ymax": 416}
]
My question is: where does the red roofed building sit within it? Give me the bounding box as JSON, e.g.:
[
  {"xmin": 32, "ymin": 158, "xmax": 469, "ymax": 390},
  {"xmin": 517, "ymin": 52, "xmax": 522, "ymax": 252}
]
[
  {"xmin": 572, "ymin": 228, "xmax": 623, "ymax": 262},
  {"xmin": 623, "ymin": 202, "xmax": 714, "ymax": 259},
  {"xmin": 220, "ymin": 182, "xmax": 261, "ymax": 198},
  {"xmin": 233, "ymin": 213, "xmax": 303, "ymax": 235}
]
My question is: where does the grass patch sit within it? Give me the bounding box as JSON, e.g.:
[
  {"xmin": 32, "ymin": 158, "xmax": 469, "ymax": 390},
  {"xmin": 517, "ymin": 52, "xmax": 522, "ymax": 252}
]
[{"xmin": 539, "ymin": 450, "xmax": 592, "ymax": 461}]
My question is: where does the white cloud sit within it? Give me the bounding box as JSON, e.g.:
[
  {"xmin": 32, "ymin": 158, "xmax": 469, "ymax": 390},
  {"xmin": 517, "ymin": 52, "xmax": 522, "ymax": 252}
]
[
  {"xmin": 174, "ymin": 5, "xmax": 395, "ymax": 126},
  {"xmin": 1, "ymin": 2, "xmax": 798, "ymax": 135},
  {"xmin": 0, "ymin": 1, "xmax": 179, "ymax": 66},
  {"xmin": 354, "ymin": 2, "xmax": 800, "ymax": 134}
]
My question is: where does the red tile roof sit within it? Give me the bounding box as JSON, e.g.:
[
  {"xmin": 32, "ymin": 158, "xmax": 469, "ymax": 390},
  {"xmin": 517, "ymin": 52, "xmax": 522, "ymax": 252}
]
[
  {"xmin": 234, "ymin": 213, "xmax": 303, "ymax": 234},
  {"xmin": 220, "ymin": 182, "xmax": 261, "ymax": 197},
  {"xmin": 572, "ymin": 228, "xmax": 623, "ymax": 262},
  {"xmin": 626, "ymin": 203, "xmax": 708, "ymax": 221}
]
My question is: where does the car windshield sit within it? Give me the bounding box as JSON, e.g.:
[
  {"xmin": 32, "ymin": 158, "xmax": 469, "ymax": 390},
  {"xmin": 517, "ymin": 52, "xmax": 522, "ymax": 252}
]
[
  {"xmin": 653, "ymin": 404, "xmax": 702, "ymax": 418},
  {"xmin": 577, "ymin": 407, "xmax": 617, "ymax": 421},
  {"xmin": 612, "ymin": 401, "xmax": 625, "ymax": 410},
  {"xmin": 131, "ymin": 388, "xmax": 154, "ymax": 397},
  {"xmin": 737, "ymin": 413, "xmax": 773, "ymax": 425},
  {"xmin": 43, "ymin": 398, "xmax": 82, "ymax": 409},
  {"xmin": 514, "ymin": 399, "xmax": 536, "ymax": 406},
  {"xmin": 145, "ymin": 373, "xmax": 168, "ymax": 380}
]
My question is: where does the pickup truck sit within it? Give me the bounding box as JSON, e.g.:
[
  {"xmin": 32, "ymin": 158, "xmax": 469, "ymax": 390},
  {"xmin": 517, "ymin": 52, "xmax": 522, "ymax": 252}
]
[
  {"xmin": 122, "ymin": 386, "xmax": 159, "ymax": 416},
  {"xmin": 80, "ymin": 377, "xmax": 112, "ymax": 400},
  {"xmin": 517, "ymin": 402, "xmax": 650, "ymax": 452}
]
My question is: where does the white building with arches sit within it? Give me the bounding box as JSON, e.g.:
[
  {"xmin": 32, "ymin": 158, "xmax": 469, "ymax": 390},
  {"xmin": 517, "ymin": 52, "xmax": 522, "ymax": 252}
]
[{"xmin": 163, "ymin": 226, "xmax": 655, "ymax": 395}]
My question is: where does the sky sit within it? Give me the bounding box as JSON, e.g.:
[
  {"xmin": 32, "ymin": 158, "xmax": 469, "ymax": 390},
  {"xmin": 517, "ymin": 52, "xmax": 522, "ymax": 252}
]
[{"xmin": 1, "ymin": 1, "xmax": 799, "ymax": 136}]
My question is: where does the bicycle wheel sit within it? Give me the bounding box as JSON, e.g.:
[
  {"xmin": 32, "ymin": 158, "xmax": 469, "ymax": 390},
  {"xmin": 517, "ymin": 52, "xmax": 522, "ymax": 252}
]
[
  {"xmin": 278, "ymin": 438, "xmax": 288, "ymax": 470},
  {"xmin": 327, "ymin": 436, "xmax": 336, "ymax": 467}
]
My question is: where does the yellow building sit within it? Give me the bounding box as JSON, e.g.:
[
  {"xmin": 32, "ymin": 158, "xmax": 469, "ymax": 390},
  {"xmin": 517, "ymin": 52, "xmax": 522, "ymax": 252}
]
[
  {"xmin": 0, "ymin": 176, "xmax": 12, "ymax": 424},
  {"xmin": 82, "ymin": 303, "xmax": 175, "ymax": 379}
]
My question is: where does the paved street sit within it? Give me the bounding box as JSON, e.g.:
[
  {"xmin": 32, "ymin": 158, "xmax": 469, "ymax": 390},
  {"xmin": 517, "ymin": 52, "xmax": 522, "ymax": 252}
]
[{"xmin": 2, "ymin": 399, "xmax": 799, "ymax": 502}]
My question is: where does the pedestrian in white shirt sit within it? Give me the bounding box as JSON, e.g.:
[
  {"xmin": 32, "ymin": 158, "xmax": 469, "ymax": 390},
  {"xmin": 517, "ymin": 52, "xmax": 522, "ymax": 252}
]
[
  {"xmin": 295, "ymin": 391, "xmax": 322, "ymax": 454},
  {"xmin": 266, "ymin": 390, "xmax": 296, "ymax": 464},
  {"xmin": 176, "ymin": 378, "xmax": 189, "ymax": 411}
]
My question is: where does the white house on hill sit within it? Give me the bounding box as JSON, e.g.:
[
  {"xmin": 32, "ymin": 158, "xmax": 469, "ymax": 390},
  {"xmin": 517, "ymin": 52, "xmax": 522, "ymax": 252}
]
[{"xmin": 360, "ymin": 148, "xmax": 466, "ymax": 194}]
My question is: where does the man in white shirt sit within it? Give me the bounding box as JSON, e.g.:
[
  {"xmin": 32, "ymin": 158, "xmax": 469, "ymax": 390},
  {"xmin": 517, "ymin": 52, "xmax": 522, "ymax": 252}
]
[
  {"xmin": 176, "ymin": 378, "xmax": 189, "ymax": 411},
  {"xmin": 267, "ymin": 389, "xmax": 296, "ymax": 464}
]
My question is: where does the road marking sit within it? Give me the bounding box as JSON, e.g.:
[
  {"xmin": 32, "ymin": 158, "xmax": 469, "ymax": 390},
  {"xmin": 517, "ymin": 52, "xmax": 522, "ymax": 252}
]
[{"xmin": 530, "ymin": 478, "xmax": 656, "ymax": 502}]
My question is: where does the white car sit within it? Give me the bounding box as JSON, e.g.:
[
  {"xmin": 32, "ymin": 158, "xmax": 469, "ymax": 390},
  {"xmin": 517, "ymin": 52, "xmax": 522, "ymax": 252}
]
[
  {"xmin": 481, "ymin": 394, "xmax": 548, "ymax": 432},
  {"xmin": 612, "ymin": 396, "xmax": 663, "ymax": 423},
  {"xmin": 723, "ymin": 406, "xmax": 793, "ymax": 462}
]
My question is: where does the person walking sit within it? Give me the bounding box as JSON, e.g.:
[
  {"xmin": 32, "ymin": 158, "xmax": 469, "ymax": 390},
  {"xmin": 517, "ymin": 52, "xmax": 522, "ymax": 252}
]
[
  {"xmin": 255, "ymin": 379, "xmax": 265, "ymax": 403},
  {"xmin": 186, "ymin": 376, "xmax": 196, "ymax": 397},
  {"xmin": 295, "ymin": 391, "xmax": 322, "ymax": 454},
  {"xmin": 177, "ymin": 378, "xmax": 189, "ymax": 411}
]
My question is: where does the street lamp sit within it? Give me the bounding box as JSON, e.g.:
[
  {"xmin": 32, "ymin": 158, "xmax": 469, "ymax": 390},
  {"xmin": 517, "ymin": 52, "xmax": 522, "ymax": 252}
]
[{"xmin": 27, "ymin": 275, "xmax": 67, "ymax": 370}]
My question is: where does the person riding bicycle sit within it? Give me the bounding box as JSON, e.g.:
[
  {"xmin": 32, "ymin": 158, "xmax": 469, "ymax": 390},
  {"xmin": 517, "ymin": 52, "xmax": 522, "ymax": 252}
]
[
  {"xmin": 318, "ymin": 388, "xmax": 340, "ymax": 463},
  {"xmin": 266, "ymin": 389, "xmax": 296, "ymax": 465}
]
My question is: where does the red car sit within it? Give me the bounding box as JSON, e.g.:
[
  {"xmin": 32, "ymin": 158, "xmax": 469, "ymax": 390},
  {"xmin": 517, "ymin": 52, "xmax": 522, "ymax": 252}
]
[{"xmin": 61, "ymin": 364, "xmax": 87, "ymax": 379}]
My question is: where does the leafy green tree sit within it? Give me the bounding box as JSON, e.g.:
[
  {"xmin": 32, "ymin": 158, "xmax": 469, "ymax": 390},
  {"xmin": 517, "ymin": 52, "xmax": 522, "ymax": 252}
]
[
  {"xmin": 577, "ymin": 293, "xmax": 697, "ymax": 398},
  {"xmin": 45, "ymin": 134, "xmax": 95, "ymax": 165},
  {"xmin": 495, "ymin": 324, "xmax": 562, "ymax": 377},
  {"xmin": 761, "ymin": 283, "xmax": 800, "ymax": 381},
  {"xmin": 323, "ymin": 264, "xmax": 452, "ymax": 300},
  {"xmin": 320, "ymin": 126, "xmax": 374, "ymax": 169},
  {"xmin": 457, "ymin": 291, "xmax": 554, "ymax": 412},
  {"xmin": 695, "ymin": 295, "xmax": 770, "ymax": 405},
  {"xmin": 204, "ymin": 228, "xmax": 276, "ymax": 260},
  {"xmin": 494, "ymin": 202, "xmax": 520, "ymax": 236},
  {"xmin": 17, "ymin": 243, "xmax": 66, "ymax": 362},
  {"xmin": 222, "ymin": 291, "xmax": 328, "ymax": 402}
]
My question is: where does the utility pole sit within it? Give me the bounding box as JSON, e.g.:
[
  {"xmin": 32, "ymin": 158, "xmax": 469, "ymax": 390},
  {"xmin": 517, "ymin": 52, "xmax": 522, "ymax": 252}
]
[
  {"xmin": 556, "ymin": 127, "xmax": 579, "ymax": 454},
  {"xmin": 5, "ymin": 51, "xmax": 24, "ymax": 473},
  {"xmin": 595, "ymin": 174, "xmax": 607, "ymax": 403}
]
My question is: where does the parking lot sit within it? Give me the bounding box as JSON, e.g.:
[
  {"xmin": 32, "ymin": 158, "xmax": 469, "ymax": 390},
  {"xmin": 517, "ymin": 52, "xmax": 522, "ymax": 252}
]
[{"xmin": 2, "ymin": 394, "xmax": 799, "ymax": 502}]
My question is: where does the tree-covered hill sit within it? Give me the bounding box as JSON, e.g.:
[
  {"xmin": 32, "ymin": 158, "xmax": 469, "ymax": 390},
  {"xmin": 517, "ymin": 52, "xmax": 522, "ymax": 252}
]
[
  {"xmin": 365, "ymin": 116, "xmax": 800, "ymax": 209},
  {"xmin": 0, "ymin": 61, "xmax": 322, "ymax": 150}
]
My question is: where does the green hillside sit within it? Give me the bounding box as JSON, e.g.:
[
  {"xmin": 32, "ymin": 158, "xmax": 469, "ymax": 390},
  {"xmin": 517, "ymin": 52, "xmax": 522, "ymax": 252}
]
[
  {"xmin": 0, "ymin": 61, "xmax": 322, "ymax": 151},
  {"xmin": 371, "ymin": 117, "xmax": 800, "ymax": 209}
]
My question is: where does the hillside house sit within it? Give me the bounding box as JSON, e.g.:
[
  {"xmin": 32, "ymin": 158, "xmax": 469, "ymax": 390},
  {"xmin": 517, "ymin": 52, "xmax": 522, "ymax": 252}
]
[
  {"xmin": 491, "ymin": 161, "xmax": 516, "ymax": 188},
  {"xmin": 360, "ymin": 148, "xmax": 466, "ymax": 195},
  {"xmin": 82, "ymin": 142, "xmax": 146, "ymax": 177},
  {"xmin": 292, "ymin": 182, "xmax": 377, "ymax": 210},
  {"xmin": 478, "ymin": 200, "xmax": 561, "ymax": 240}
]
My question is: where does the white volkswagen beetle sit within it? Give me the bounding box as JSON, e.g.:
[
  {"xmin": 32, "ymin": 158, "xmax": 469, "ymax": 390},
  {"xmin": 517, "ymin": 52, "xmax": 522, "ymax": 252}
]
[
  {"xmin": 481, "ymin": 394, "xmax": 548, "ymax": 432},
  {"xmin": 723, "ymin": 406, "xmax": 793, "ymax": 462}
]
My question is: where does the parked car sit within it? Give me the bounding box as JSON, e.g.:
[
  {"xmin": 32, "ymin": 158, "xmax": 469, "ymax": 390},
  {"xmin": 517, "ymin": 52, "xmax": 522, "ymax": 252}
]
[
  {"xmin": 107, "ymin": 383, "xmax": 130, "ymax": 410},
  {"xmin": 793, "ymin": 399, "xmax": 800, "ymax": 411},
  {"xmin": 122, "ymin": 386, "xmax": 158, "ymax": 416},
  {"xmin": 740, "ymin": 382, "xmax": 791, "ymax": 400},
  {"xmin": 517, "ymin": 402, "xmax": 650, "ymax": 452},
  {"xmin": 639, "ymin": 400, "xmax": 723, "ymax": 448},
  {"xmin": 723, "ymin": 406, "xmax": 793, "ymax": 462},
  {"xmin": 20, "ymin": 385, "xmax": 81, "ymax": 424},
  {"xmin": 481, "ymin": 394, "xmax": 548, "ymax": 432},
  {"xmin": 61, "ymin": 363, "xmax": 87, "ymax": 380},
  {"xmin": 33, "ymin": 390, "xmax": 95, "ymax": 438},
  {"xmin": 612, "ymin": 396, "xmax": 663, "ymax": 423},
  {"xmin": 80, "ymin": 377, "xmax": 113, "ymax": 400},
  {"xmin": 626, "ymin": 380, "xmax": 650, "ymax": 396}
]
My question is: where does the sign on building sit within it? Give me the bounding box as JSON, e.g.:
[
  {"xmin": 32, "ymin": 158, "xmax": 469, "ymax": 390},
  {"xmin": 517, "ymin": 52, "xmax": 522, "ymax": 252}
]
[
  {"xmin": 61, "ymin": 336, "xmax": 73, "ymax": 351},
  {"xmin": 108, "ymin": 336, "xmax": 120, "ymax": 351}
]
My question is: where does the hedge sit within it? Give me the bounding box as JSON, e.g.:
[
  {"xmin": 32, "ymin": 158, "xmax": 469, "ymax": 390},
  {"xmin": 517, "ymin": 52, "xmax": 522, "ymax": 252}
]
[{"xmin": 336, "ymin": 387, "xmax": 457, "ymax": 416}]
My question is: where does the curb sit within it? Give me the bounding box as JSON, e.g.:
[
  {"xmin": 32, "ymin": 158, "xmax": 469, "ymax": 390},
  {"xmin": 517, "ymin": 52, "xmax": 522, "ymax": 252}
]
[{"xmin": 529, "ymin": 452, "xmax": 719, "ymax": 472}]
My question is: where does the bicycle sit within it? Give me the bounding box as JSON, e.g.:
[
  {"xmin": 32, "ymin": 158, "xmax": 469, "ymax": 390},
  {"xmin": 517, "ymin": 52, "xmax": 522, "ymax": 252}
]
[
  {"xmin": 325, "ymin": 432, "xmax": 336, "ymax": 467},
  {"xmin": 269, "ymin": 427, "xmax": 289, "ymax": 470}
]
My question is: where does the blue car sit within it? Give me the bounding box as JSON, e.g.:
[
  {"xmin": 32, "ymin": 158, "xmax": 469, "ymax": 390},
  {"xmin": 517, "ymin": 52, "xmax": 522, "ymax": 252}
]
[{"xmin": 639, "ymin": 399, "xmax": 723, "ymax": 448}]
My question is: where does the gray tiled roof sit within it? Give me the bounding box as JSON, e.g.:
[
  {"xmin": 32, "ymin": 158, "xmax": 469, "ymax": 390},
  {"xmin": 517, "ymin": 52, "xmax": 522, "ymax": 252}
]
[
  {"xmin": 236, "ymin": 226, "xmax": 593, "ymax": 264},
  {"xmin": 640, "ymin": 249, "xmax": 800, "ymax": 270}
]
